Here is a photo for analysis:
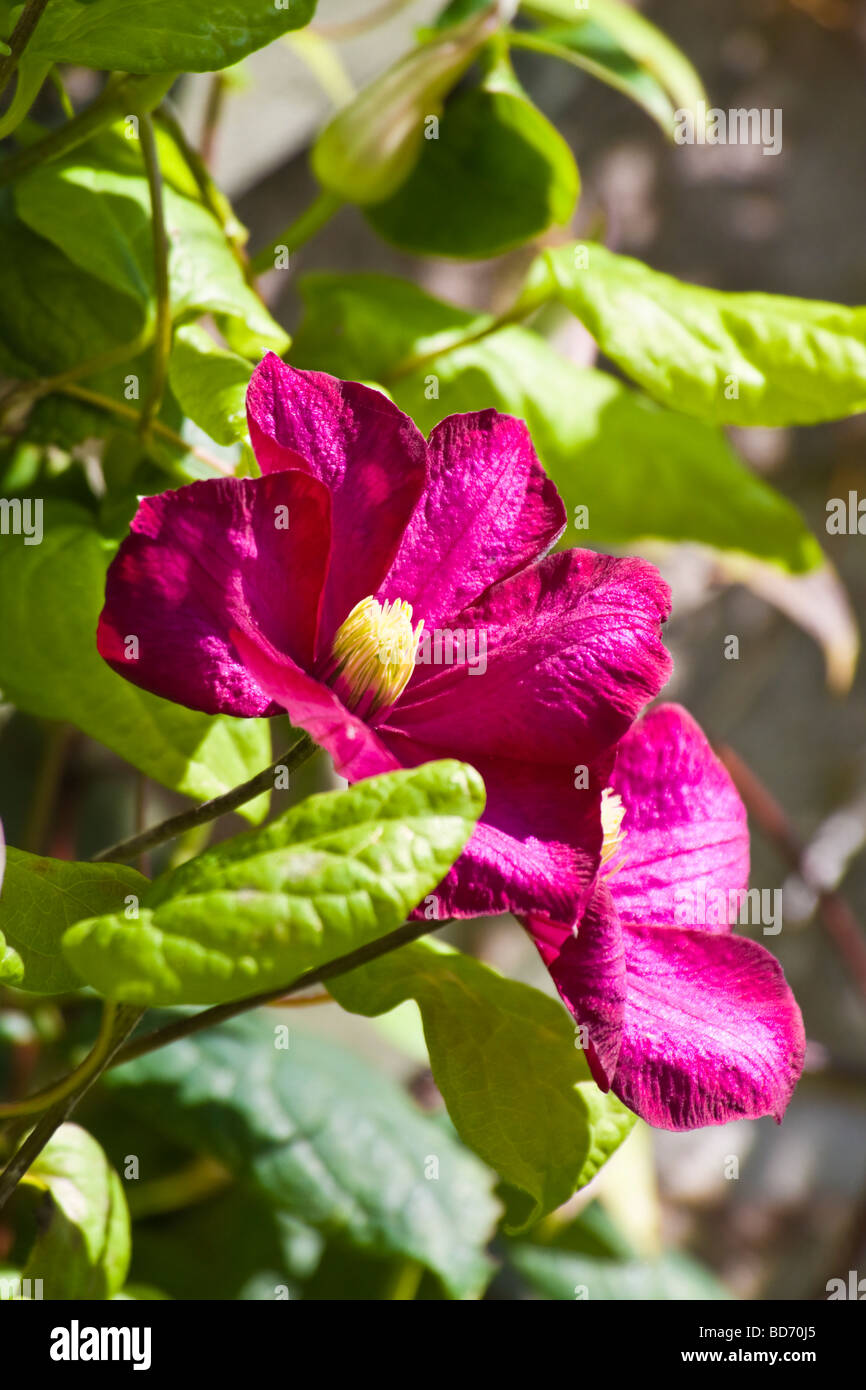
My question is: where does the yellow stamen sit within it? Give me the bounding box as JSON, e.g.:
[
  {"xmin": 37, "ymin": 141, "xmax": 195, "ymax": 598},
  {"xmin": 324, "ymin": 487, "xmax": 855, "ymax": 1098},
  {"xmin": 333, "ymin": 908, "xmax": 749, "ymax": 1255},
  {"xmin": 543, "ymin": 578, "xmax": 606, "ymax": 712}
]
[
  {"xmin": 600, "ymin": 788, "xmax": 626, "ymax": 870},
  {"xmin": 330, "ymin": 596, "xmax": 423, "ymax": 717}
]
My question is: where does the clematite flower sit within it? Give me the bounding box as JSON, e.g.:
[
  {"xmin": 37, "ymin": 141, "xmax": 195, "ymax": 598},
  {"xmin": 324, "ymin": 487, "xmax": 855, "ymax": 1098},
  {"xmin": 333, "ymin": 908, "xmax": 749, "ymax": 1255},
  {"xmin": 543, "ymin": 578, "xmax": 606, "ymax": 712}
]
[
  {"xmin": 97, "ymin": 354, "xmax": 671, "ymax": 924},
  {"xmin": 524, "ymin": 704, "xmax": 805, "ymax": 1130}
]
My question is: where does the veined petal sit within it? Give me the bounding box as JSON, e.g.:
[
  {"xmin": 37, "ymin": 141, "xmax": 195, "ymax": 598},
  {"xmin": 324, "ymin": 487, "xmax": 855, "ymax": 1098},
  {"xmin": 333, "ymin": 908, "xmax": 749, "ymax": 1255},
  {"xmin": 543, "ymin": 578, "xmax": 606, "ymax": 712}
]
[
  {"xmin": 246, "ymin": 354, "xmax": 427, "ymax": 644},
  {"xmin": 388, "ymin": 741, "xmax": 610, "ymax": 922},
  {"xmin": 609, "ymin": 704, "xmax": 749, "ymax": 931},
  {"xmin": 390, "ymin": 548, "xmax": 672, "ymax": 766},
  {"xmin": 98, "ymin": 472, "xmax": 330, "ymax": 717},
  {"xmin": 381, "ymin": 410, "xmax": 565, "ymax": 629},
  {"xmin": 613, "ymin": 924, "xmax": 805, "ymax": 1130}
]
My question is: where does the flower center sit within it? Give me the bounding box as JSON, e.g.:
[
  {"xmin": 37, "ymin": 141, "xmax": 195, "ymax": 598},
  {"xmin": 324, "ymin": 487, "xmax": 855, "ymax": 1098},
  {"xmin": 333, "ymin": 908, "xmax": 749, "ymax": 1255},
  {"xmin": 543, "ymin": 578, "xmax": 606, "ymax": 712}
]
[
  {"xmin": 329, "ymin": 596, "xmax": 424, "ymax": 718},
  {"xmin": 600, "ymin": 788, "xmax": 627, "ymax": 871}
]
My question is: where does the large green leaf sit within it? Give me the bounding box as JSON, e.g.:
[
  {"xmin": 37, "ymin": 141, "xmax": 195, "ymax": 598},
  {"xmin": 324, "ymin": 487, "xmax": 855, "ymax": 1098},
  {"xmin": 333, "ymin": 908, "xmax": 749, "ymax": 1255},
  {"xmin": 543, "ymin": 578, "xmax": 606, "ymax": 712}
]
[
  {"xmin": 508, "ymin": 1241, "xmax": 730, "ymax": 1300},
  {"xmin": 331, "ymin": 939, "xmax": 635, "ymax": 1228},
  {"xmin": 20, "ymin": 1124, "xmax": 130, "ymax": 1300},
  {"xmin": 366, "ymin": 72, "xmax": 578, "ymax": 258},
  {"xmin": 0, "ymin": 506, "xmax": 271, "ymax": 814},
  {"xmin": 536, "ymin": 241, "xmax": 866, "ymax": 426},
  {"xmin": 108, "ymin": 1016, "xmax": 500, "ymax": 1298},
  {"xmin": 291, "ymin": 272, "xmax": 822, "ymax": 572},
  {"xmin": 21, "ymin": 0, "xmax": 318, "ymax": 73},
  {"xmin": 0, "ymin": 849, "xmax": 146, "ymax": 993},
  {"xmin": 63, "ymin": 762, "xmax": 485, "ymax": 1006},
  {"xmin": 125, "ymin": 1187, "xmax": 322, "ymax": 1301},
  {"xmin": 15, "ymin": 131, "xmax": 288, "ymax": 357},
  {"xmin": 168, "ymin": 325, "xmax": 253, "ymax": 446},
  {"xmin": 0, "ymin": 198, "xmax": 182, "ymax": 453}
]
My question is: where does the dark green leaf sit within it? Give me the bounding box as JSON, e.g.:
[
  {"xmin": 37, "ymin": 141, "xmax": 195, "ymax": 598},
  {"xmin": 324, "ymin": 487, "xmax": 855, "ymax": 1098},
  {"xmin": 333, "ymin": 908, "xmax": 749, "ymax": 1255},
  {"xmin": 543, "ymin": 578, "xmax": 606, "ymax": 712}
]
[
  {"xmin": 14, "ymin": 131, "xmax": 288, "ymax": 356},
  {"xmin": 108, "ymin": 1016, "xmax": 500, "ymax": 1298},
  {"xmin": 23, "ymin": 0, "xmax": 318, "ymax": 74},
  {"xmin": 366, "ymin": 77, "xmax": 578, "ymax": 257}
]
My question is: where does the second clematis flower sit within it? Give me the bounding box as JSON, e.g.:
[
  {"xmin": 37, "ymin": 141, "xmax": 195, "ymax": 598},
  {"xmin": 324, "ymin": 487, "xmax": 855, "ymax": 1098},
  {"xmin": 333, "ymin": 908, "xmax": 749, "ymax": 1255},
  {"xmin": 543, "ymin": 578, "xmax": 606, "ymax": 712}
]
[
  {"xmin": 98, "ymin": 353, "xmax": 671, "ymax": 923},
  {"xmin": 525, "ymin": 704, "xmax": 806, "ymax": 1130}
]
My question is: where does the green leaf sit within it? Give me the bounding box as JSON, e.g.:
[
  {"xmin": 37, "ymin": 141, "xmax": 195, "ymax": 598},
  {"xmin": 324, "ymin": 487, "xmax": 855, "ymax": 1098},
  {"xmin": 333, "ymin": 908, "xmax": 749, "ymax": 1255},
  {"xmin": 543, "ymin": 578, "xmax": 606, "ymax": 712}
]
[
  {"xmin": 128, "ymin": 1188, "xmax": 321, "ymax": 1301},
  {"xmin": 331, "ymin": 939, "xmax": 635, "ymax": 1228},
  {"xmin": 0, "ymin": 849, "xmax": 147, "ymax": 994},
  {"xmin": 168, "ymin": 326, "xmax": 253, "ymax": 446},
  {"xmin": 108, "ymin": 1016, "xmax": 500, "ymax": 1298},
  {"xmin": 0, "ymin": 506, "xmax": 271, "ymax": 815},
  {"xmin": 508, "ymin": 1241, "xmax": 731, "ymax": 1300},
  {"xmin": 62, "ymin": 762, "xmax": 485, "ymax": 1006},
  {"xmin": 521, "ymin": 0, "xmax": 705, "ymax": 122},
  {"xmin": 366, "ymin": 74, "xmax": 579, "ymax": 258},
  {"xmin": 0, "ymin": 194, "xmax": 145, "ymax": 379},
  {"xmin": 537, "ymin": 241, "xmax": 866, "ymax": 426},
  {"xmin": 20, "ymin": 1124, "xmax": 130, "ymax": 1300},
  {"xmin": 312, "ymin": 13, "xmax": 496, "ymax": 204},
  {"xmin": 291, "ymin": 272, "xmax": 823, "ymax": 573},
  {"xmin": 14, "ymin": 131, "xmax": 288, "ymax": 357},
  {"xmin": 22, "ymin": 0, "xmax": 318, "ymax": 73}
]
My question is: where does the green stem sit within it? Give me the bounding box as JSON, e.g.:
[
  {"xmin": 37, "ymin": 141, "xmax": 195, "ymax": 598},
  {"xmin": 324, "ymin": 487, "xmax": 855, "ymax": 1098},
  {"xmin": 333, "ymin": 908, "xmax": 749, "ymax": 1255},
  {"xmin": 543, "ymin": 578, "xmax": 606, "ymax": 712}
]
[
  {"xmin": 136, "ymin": 111, "xmax": 171, "ymax": 438},
  {"xmin": 251, "ymin": 187, "xmax": 343, "ymax": 275},
  {"xmin": 0, "ymin": 328, "xmax": 153, "ymax": 429},
  {"xmin": 0, "ymin": 1004, "xmax": 144, "ymax": 1209},
  {"xmin": 0, "ymin": 1000, "xmax": 128, "ymax": 1120},
  {"xmin": 56, "ymin": 383, "xmax": 234, "ymax": 476},
  {"xmin": 155, "ymin": 102, "xmax": 259, "ymax": 291},
  {"xmin": 0, "ymin": 0, "xmax": 50, "ymax": 99},
  {"xmin": 313, "ymin": 0, "xmax": 416, "ymax": 40},
  {"xmin": 199, "ymin": 72, "xmax": 226, "ymax": 168},
  {"xmin": 0, "ymin": 71, "xmax": 176, "ymax": 186},
  {"xmin": 382, "ymin": 295, "xmax": 547, "ymax": 384},
  {"xmin": 111, "ymin": 914, "xmax": 451, "ymax": 1070},
  {"xmin": 22, "ymin": 721, "xmax": 72, "ymax": 855},
  {"xmin": 47, "ymin": 66, "xmax": 75, "ymax": 120},
  {"xmin": 91, "ymin": 734, "xmax": 316, "ymax": 863}
]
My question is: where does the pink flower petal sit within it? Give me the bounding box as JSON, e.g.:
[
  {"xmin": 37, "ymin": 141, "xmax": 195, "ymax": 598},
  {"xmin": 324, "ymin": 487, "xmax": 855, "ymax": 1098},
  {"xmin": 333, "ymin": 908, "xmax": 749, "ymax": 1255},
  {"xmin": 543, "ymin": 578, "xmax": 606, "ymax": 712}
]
[
  {"xmin": 524, "ymin": 880, "xmax": 626, "ymax": 1089},
  {"xmin": 609, "ymin": 704, "xmax": 749, "ymax": 931},
  {"xmin": 381, "ymin": 410, "xmax": 565, "ymax": 629},
  {"xmin": 385, "ymin": 734, "xmax": 610, "ymax": 922},
  {"xmin": 613, "ymin": 924, "xmax": 805, "ymax": 1129},
  {"xmin": 246, "ymin": 355, "xmax": 426, "ymax": 642},
  {"xmin": 98, "ymin": 472, "xmax": 331, "ymax": 717},
  {"xmin": 230, "ymin": 628, "xmax": 401, "ymax": 782},
  {"xmin": 390, "ymin": 548, "xmax": 672, "ymax": 767}
]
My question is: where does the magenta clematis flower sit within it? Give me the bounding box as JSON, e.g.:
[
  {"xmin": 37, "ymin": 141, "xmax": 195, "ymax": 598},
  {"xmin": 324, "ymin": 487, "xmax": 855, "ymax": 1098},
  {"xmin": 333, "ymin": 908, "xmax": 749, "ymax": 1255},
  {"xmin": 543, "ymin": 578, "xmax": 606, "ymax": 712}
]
[
  {"xmin": 97, "ymin": 353, "xmax": 671, "ymax": 924},
  {"xmin": 525, "ymin": 703, "xmax": 805, "ymax": 1130}
]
